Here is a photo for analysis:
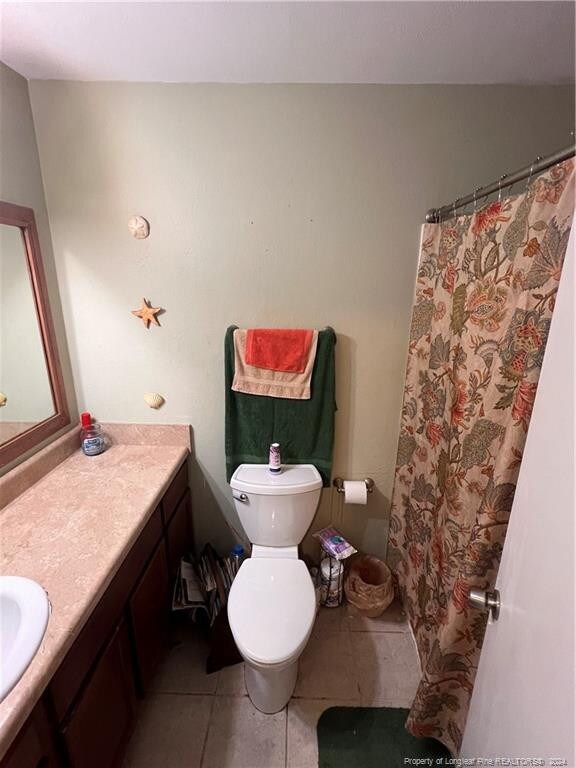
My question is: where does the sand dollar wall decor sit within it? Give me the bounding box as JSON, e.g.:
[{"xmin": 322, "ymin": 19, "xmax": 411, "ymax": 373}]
[{"xmin": 128, "ymin": 215, "xmax": 150, "ymax": 239}]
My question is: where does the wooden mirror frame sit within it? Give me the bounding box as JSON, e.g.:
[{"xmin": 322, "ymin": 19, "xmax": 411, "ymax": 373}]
[{"xmin": 0, "ymin": 201, "xmax": 70, "ymax": 468}]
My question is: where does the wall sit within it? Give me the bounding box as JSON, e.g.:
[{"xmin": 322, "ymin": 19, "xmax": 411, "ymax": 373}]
[
  {"xmin": 0, "ymin": 64, "xmax": 77, "ymax": 474},
  {"xmin": 28, "ymin": 82, "xmax": 574, "ymax": 559}
]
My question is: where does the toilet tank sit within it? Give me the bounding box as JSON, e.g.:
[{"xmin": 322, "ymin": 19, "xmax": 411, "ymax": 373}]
[{"xmin": 230, "ymin": 464, "xmax": 322, "ymax": 547}]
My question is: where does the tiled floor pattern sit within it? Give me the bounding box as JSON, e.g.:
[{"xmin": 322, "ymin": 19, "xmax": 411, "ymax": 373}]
[{"xmin": 122, "ymin": 601, "xmax": 421, "ymax": 768}]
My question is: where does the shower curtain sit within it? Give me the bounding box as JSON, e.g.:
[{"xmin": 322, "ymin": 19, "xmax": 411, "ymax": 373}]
[{"xmin": 388, "ymin": 159, "xmax": 574, "ymax": 755}]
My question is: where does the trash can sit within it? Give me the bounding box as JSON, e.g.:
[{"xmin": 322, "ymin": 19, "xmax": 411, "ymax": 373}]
[{"xmin": 344, "ymin": 554, "xmax": 394, "ymax": 618}]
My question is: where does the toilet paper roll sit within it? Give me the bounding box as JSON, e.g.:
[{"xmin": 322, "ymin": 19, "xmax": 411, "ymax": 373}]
[{"xmin": 343, "ymin": 480, "xmax": 368, "ymax": 505}]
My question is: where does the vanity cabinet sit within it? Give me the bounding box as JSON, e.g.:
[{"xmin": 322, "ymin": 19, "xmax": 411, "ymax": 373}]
[
  {"xmin": 49, "ymin": 505, "xmax": 164, "ymax": 723},
  {"xmin": 129, "ymin": 543, "xmax": 170, "ymax": 693},
  {"xmin": 166, "ymin": 490, "xmax": 192, "ymax": 578},
  {"xmin": 60, "ymin": 621, "xmax": 134, "ymax": 768},
  {"xmin": 1, "ymin": 698, "xmax": 59, "ymax": 768},
  {"xmin": 0, "ymin": 458, "xmax": 193, "ymax": 768}
]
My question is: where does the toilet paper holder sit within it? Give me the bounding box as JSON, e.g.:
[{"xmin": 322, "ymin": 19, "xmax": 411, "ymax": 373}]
[{"xmin": 333, "ymin": 477, "xmax": 375, "ymax": 494}]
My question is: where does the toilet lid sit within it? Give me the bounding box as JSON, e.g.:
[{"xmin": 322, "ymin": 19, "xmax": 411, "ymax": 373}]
[{"xmin": 228, "ymin": 558, "xmax": 316, "ymax": 666}]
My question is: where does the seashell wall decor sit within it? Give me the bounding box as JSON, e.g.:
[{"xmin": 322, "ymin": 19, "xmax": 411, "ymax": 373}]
[
  {"xmin": 0, "ymin": 392, "xmax": 7, "ymax": 407},
  {"xmin": 144, "ymin": 392, "xmax": 165, "ymax": 410},
  {"xmin": 128, "ymin": 215, "xmax": 150, "ymax": 239}
]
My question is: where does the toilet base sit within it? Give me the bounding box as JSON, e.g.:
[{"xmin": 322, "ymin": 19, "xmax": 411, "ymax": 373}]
[{"xmin": 244, "ymin": 659, "xmax": 298, "ymax": 713}]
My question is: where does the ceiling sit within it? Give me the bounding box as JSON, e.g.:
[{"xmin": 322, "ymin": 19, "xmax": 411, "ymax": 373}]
[{"xmin": 1, "ymin": 1, "xmax": 574, "ymax": 84}]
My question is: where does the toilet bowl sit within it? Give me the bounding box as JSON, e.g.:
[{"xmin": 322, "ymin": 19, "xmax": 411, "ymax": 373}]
[
  {"xmin": 227, "ymin": 464, "xmax": 322, "ymax": 712},
  {"xmin": 228, "ymin": 547, "xmax": 316, "ymax": 712}
]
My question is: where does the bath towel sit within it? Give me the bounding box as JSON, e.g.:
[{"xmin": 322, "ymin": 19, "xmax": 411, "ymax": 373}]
[
  {"xmin": 246, "ymin": 328, "xmax": 315, "ymax": 373},
  {"xmin": 232, "ymin": 329, "xmax": 319, "ymax": 400},
  {"xmin": 225, "ymin": 325, "xmax": 336, "ymax": 487}
]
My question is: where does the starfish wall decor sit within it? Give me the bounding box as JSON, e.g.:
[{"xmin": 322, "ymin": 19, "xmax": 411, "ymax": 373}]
[{"xmin": 131, "ymin": 298, "xmax": 162, "ymax": 328}]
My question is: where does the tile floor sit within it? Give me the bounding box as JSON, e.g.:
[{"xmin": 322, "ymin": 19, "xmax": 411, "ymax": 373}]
[{"xmin": 122, "ymin": 601, "xmax": 421, "ymax": 768}]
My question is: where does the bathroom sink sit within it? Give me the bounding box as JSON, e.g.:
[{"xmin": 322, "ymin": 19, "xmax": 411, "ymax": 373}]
[{"xmin": 0, "ymin": 576, "xmax": 50, "ymax": 702}]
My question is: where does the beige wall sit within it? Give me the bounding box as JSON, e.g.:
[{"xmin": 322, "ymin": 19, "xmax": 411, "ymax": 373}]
[
  {"xmin": 0, "ymin": 64, "xmax": 77, "ymax": 475},
  {"xmin": 28, "ymin": 82, "xmax": 573, "ymax": 559}
]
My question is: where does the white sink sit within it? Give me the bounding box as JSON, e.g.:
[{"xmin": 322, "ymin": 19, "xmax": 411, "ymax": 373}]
[{"xmin": 0, "ymin": 576, "xmax": 50, "ymax": 702}]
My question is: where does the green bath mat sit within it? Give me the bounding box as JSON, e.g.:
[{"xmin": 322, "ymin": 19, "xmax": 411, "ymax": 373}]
[{"xmin": 317, "ymin": 707, "xmax": 451, "ymax": 768}]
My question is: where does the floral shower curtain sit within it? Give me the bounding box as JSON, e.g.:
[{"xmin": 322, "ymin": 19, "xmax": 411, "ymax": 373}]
[{"xmin": 388, "ymin": 159, "xmax": 574, "ymax": 755}]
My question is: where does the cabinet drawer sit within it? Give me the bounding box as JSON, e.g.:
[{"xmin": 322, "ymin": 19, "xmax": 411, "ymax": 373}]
[
  {"xmin": 129, "ymin": 543, "xmax": 170, "ymax": 694},
  {"xmin": 166, "ymin": 490, "xmax": 192, "ymax": 578},
  {"xmin": 50, "ymin": 506, "xmax": 162, "ymax": 722},
  {"xmin": 161, "ymin": 461, "xmax": 188, "ymax": 526},
  {"xmin": 61, "ymin": 621, "xmax": 134, "ymax": 768},
  {"xmin": 1, "ymin": 699, "xmax": 60, "ymax": 768}
]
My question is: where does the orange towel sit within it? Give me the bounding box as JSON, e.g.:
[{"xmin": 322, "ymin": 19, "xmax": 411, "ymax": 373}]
[
  {"xmin": 246, "ymin": 328, "xmax": 314, "ymax": 373},
  {"xmin": 232, "ymin": 329, "xmax": 319, "ymax": 399}
]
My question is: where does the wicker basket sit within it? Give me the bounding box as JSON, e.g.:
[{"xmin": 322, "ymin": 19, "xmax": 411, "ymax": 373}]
[{"xmin": 344, "ymin": 554, "xmax": 394, "ymax": 618}]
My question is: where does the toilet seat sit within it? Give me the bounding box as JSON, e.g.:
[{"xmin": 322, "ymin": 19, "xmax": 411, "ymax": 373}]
[{"xmin": 228, "ymin": 558, "xmax": 316, "ymax": 667}]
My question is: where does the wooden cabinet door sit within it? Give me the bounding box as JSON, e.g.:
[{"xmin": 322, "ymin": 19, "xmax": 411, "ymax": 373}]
[
  {"xmin": 166, "ymin": 489, "xmax": 192, "ymax": 578},
  {"xmin": 1, "ymin": 698, "xmax": 61, "ymax": 768},
  {"xmin": 129, "ymin": 543, "xmax": 170, "ymax": 693},
  {"xmin": 50, "ymin": 506, "xmax": 162, "ymax": 723},
  {"xmin": 61, "ymin": 621, "xmax": 134, "ymax": 768},
  {"xmin": 161, "ymin": 461, "xmax": 188, "ymax": 527}
]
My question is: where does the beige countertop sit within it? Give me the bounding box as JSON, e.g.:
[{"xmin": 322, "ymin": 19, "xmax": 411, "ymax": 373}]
[{"xmin": 0, "ymin": 441, "xmax": 189, "ymax": 759}]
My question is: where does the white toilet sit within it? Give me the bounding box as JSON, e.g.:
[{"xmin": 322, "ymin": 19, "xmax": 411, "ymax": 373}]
[{"xmin": 227, "ymin": 463, "xmax": 322, "ymax": 713}]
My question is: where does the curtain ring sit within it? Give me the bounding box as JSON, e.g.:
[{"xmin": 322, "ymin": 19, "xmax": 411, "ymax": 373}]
[
  {"xmin": 527, "ymin": 156, "xmax": 541, "ymax": 190},
  {"xmin": 497, "ymin": 174, "xmax": 508, "ymax": 203},
  {"xmin": 473, "ymin": 187, "xmax": 481, "ymax": 213}
]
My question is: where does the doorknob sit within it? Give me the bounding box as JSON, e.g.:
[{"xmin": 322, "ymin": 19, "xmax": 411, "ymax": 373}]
[{"xmin": 469, "ymin": 588, "xmax": 501, "ymax": 621}]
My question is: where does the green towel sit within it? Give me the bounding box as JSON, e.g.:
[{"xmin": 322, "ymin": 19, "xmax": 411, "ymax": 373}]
[{"xmin": 225, "ymin": 326, "xmax": 336, "ymax": 486}]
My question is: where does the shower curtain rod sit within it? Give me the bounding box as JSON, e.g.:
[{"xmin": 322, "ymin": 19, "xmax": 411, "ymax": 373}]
[{"xmin": 425, "ymin": 141, "xmax": 575, "ymax": 223}]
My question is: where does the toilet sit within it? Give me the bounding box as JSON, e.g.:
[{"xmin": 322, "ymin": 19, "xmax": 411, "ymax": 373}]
[{"xmin": 227, "ymin": 463, "xmax": 322, "ymax": 713}]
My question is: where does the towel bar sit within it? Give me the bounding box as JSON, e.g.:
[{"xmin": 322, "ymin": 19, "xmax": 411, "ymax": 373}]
[{"xmin": 228, "ymin": 324, "xmax": 335, "ymax": 333}]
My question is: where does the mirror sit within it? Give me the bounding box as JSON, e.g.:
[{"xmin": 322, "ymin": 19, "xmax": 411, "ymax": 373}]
[
  {"xmin": 0, "ymin": 202, "xmax": 69, "ymax": 467},
  {"xmin": 0, "ymin": 223, "xmax": 55, "ymax": 438}
]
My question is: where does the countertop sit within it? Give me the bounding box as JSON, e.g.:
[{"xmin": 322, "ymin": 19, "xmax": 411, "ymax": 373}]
[{"xmin": 0, "ymin": 441, "xmax": 189, "ymax": 759}]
